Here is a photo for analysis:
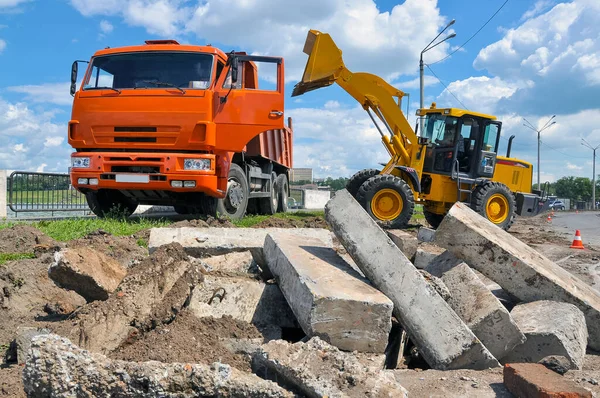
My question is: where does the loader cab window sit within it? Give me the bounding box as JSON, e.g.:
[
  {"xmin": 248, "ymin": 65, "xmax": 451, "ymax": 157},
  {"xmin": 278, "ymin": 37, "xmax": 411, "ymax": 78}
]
[
  {"xmin": 483, "ymin": 123, "xmax": 500, "ymax": 153},
  {"xmin": 423, "ymin": 113, "xmax": 459, "ymax": 147}
]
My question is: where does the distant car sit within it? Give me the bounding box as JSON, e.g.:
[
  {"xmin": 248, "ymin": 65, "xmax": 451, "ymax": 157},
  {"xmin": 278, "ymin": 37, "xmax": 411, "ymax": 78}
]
[
  {"xmin": 287, "ymin": 197, "xmax": 301, "ymax": 209},
  {"xmin": 550, "ymin": 200, "xmax": 565, "ymax": 211}
]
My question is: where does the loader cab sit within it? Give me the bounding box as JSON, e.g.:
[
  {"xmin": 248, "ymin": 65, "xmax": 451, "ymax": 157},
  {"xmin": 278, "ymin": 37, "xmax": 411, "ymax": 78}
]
[{"xmin": 419, "ymin": 106, "xmax": 501, "ymax": 180}]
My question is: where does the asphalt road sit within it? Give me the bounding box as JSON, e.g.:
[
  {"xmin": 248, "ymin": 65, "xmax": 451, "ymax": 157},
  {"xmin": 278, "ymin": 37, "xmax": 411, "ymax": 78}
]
[{"xmin": 549, "ymin": 210, "xmax": 600, "ymax": 247}]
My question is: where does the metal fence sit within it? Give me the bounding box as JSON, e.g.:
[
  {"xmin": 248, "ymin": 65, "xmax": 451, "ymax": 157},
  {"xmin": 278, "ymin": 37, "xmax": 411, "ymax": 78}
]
[{"xmin": 8, "ymin": 171, "xmax": 90, "ymax": 216}]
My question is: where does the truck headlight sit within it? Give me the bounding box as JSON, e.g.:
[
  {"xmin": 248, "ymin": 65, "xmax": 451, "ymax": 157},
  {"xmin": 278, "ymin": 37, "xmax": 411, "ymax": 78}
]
[
  {"xmin": 184, "ymin": 159, "xmax": 211, "ymax": 170},
  {"xmin": 71, "ymin": 157, "xmax": 91, "ymax": 168}
]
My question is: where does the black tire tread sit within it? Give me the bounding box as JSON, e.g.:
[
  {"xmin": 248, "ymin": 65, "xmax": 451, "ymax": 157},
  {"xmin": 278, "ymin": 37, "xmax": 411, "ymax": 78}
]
[
  {"xmin": 276, "ymin": 174, "xmax": 289, "ymax": 213},
  {"xmin": 356, "ymin": 174, "xmax": 415, "ymax": 229},
  {"xmin": 471, "ymin": 181, "xmax": 516, "ymax": 230},
  {"xmin": 346, "ymin": 168, "xmax": 380, "ymax": 198},
  {"xmin": 423, "ymin": 209, "xmax": 445, "ymax": 229}
]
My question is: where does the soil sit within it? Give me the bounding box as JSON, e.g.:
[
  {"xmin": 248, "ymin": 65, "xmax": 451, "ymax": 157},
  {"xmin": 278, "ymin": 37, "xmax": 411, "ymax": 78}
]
[
  {"xmin": 170, "ymin": 216, "xmax": 235, "ymax": 229},
  {"xmin": 66, "ymin": 230, "xmax": 148, "ymax": 268},
  {"xmin": 110, "ymin": 310, "xmax": 263, "ymax": 372},
  {"xmin": 0, "ymin": 366, "xmax": 26, "ymax": 398},
  {"xmin": 0, "ymin": 225, "xmax": 58, "ymax": 254},
  {"xmin": 253, "ymin": 216, "xmax": 329, "ymax": 229}
]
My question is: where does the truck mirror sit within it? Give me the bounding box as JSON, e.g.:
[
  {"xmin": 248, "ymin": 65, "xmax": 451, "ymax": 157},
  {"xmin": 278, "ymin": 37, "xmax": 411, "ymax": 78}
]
[
  {"xmin": 231, "ymin": 59, "xmax": 239, "ymax": 83},
  {"xmin": 70, "ymin": 61, "xmax": 78, "ymax": 96}
]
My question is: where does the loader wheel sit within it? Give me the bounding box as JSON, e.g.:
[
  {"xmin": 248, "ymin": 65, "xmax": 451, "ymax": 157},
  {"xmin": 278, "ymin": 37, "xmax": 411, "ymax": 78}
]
[
  {"xmin": 259, "ymin": 172, "xmax": 278, "ymax": 215},
  {"xmin": 346, "ymin": 168, "xmax": 380, "ymax": 199},
  {"xmin": 216, "ymin": 164, "xmax": 248, "ymax": 219},
  {"xmin": 423, "ymin": 209, "xmax": 445, "ymax": 229},
  {"xmin": 276, "ymin": 174, "xmax": 289, "ymax": 213},
  {"xmin": 85, "ymin": 190, "xmax": 137, "ymax": 219},
  {"xmin": 356, "ymin": 174, "xmax": 414, "ymax": 229},
  {"xmin": 471, "ymin": 181, "xmax": 516, "ymax": 230}
]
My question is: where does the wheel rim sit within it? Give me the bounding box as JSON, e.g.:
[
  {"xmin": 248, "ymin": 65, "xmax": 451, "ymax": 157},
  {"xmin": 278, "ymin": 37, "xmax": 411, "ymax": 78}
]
[
  {"xmin": 371, "ymin": 189, "xmax": 403, "ymax": 221},
  {"xmin": 486, "ymin": 193, "xmax": 509, "ymax": 224},
  {"xmin": 224, "ymin": 179, "xmax": 244, "ymax": 213}
]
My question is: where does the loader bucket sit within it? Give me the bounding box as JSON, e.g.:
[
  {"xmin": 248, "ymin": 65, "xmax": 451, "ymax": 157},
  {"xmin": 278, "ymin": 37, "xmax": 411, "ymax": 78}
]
[{"xmin": 292, "ymin": 30, "xmax": 346, "ymax": 97}]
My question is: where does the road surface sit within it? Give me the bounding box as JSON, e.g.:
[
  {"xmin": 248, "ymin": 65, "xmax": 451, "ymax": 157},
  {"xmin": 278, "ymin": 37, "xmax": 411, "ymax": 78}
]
[{"xmin": 549, "ymin": 210, "xmax": 600, "ymax": 247}]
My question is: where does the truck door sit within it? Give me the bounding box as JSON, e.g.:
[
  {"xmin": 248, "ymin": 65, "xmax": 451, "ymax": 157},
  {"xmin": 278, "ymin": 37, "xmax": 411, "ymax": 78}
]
[{"xmin": 213, "ymin": 55, "xmax": 285, "ymax": 152}]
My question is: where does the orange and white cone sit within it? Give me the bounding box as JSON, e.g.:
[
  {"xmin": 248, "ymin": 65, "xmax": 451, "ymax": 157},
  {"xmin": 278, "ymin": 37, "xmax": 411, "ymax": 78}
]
[
  {"xmin": 546, "ymin": 215, "xmax": 552, "ymax": 223},
  {"xmin": 570, "ymin": 230, "xmax": 585, "ymax": 249}
]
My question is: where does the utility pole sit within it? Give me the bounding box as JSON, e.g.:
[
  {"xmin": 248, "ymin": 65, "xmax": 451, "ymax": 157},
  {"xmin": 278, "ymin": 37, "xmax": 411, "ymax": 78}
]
[
  {"xmin": 419, "ymin": 20, "xmax": 456, "ymax": 135},
  {"xmin": 582, "ymin": 138, "xmax": 600, "ymax": 210},
  {"xmin": 523, "ymin": 115, "xmax": 556, "ymax": 191}
]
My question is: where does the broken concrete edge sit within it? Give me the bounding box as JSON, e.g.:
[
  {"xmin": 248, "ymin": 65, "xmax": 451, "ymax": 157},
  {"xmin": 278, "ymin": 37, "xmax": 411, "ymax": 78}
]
[
  {"xmin": 324, "ymin": 189, "xmax": 500, "ymax": 370},
  {"xmin": 503, "ymin": 363, "xmax": 593, "ymax": 398}
]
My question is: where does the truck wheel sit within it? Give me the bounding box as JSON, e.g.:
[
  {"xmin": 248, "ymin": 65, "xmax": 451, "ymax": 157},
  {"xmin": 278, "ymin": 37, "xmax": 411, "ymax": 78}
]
[
  {"xmin": 346, "ymin": 168, "xmax": 380, "ymax": 199},
  {"xmin": 173, "ymin": 205, "xmax": 190, "ymax": 215},
  {"xmin": 356, "ymin": 174, "xmax": 414, "ymax": 229},
  {"xmin": 85, "ymin": 190, "xmax": 137, "ymax": 218},
  {"xmin": 423, "ymin": 208, "xmax": 445, "ymax": 229},
  {"xmin": 259, "ymin": 172, "xmax": 278, "ymax": 215},
  {"xmin": 471, "ymin": 181, "xmax": 516, "ymax": 230},
  {"xmin": 216, "ymin": 164, "xmax": 248, "ymax": 219},
  {"xmin": 276, "ymin": 174, "xmax": 289, "ymax": 213}
]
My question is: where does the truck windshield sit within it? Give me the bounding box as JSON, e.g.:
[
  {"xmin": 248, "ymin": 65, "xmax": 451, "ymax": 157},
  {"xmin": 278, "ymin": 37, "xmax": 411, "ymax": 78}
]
[
  {"xmin": 83, "ymin": 52, "xmax": 214, "ymax": 91},
  {"xmin": 423, "ymin": 113, "xmax": 459, "ymax": 147}
]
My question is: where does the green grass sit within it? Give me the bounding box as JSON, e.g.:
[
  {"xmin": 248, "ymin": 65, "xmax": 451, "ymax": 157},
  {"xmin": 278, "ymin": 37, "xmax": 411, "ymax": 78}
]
[
  {"xmin": 34, "ymin": 217, "xmax": 172, "ymax": 241},
  {"xmin": 10, "ymin": 189, "xmax": 85, "ymax": 205},
  {"xmin": 0, "ymin": 252, "xmax": 36, "ymax": 265},
  {"xmin": 232, "ymin": 210, "xmax": 324, "ymax": 228}
]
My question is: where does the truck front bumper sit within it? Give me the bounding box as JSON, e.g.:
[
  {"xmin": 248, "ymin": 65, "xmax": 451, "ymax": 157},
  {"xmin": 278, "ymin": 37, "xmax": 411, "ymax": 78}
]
[{"xmin": 70, "ymin": 152, "xmax": 228, "ymax": 198}]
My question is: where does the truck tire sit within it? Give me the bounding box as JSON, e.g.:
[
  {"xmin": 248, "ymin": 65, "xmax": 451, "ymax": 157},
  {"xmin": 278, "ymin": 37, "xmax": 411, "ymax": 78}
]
[
  {"xmin": 423, "ymin": 208, "xmax": 445, "ymax": 229},
  {"xmin": 356, "ymin": 174, "xmax": 414, "ymax": 229},
  {"xmin": 346, "ymin": 168, "xmax": 380, "ymax": 199},
  {"xmin": 173, "ymin": 205, "xmax": 191, "ymax": 215},
  {"xmin": 276, "ymin": 174, "xmax": 289, "ymax": 213},
  {"xmin": 85, "ymin": 190, "xmax": 137, "ymax": 218},
  {"xmin": 216, "ymin": 163, "xmax": 248, "ymax": 219},
  {"xmin": 259, "ymin": 172, "xmax": 278, "ymax": 215},
  {"xmin": 471, "ymin": 181, "xmax": 516, "ymax": 230}
]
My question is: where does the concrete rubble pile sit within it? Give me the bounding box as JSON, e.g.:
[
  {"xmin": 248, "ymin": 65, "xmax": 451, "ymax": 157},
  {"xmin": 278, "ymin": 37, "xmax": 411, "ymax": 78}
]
[{"xmin": 16, "ymin": 191, "xmax": 600, "ymax": 396}]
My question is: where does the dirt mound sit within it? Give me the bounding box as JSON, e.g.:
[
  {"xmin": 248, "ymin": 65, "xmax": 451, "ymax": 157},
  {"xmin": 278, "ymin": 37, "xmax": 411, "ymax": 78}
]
[
  {"xmin": 110, "ymin": 310, "xmax": 263, "ymax": 371},
  {"xmin": 171, "ymin": 216, "xmax": 235, "ymax": 229},
  {"xmin": 67, "ymin": 230, "xmax": 147, "ymax": 268},
  {"xmin": 254, "ymin": 216, "xmax": 329, "ymax": 229},
  {"xmin": 0, "ymin": 225, "xmax": 58, "ymax": 254},
  {"xmin": 0, "ymin": 366, "xmax": 26, "ymax": 398}
]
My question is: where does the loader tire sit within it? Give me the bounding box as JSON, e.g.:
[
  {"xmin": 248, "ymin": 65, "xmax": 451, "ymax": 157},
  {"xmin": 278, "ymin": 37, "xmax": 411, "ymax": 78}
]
[
  {"xmin": 356, "ymin": 174, "xmax": 414, "ymax": 229},
  {"xmin": 423, "ymin": 209, "xmax": 445, "ymax": 229},
  {"xmin": 216, "ymin": 164, "xmax": 248, "ymax": 219},
  {"xmin": 346, "ymin": 168, "xmax": 380, "ymax": 199},
  {"xmin": 276, "ymin": 174, "xmax": 289, "ymax": 213},
  {"xmin": 471, "ymin": 181, "xmax": 516, "ymax": 230}
]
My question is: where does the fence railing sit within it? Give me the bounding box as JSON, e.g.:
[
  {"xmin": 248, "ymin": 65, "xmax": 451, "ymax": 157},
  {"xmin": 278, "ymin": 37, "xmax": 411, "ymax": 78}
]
[{"xmin": 8, "ymin": 171, "xmax": 90, "ymax": 216}]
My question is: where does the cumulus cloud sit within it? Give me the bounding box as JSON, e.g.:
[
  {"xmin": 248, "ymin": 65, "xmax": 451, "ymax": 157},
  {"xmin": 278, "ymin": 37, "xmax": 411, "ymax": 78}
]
[
  {"xmin": 100, "ymin": 20, "xmax": 113, "ymax": 34},
  {"xmin": 0, "ymin": 0, "xmax": 30, "ymax": 9},
  {"xmin": 7, "ymin": 83, "xmax": 74, "ymax": 106},
  {"xmin": 0, "ymin": 38, "xmax": 5, "ymax": 54}
]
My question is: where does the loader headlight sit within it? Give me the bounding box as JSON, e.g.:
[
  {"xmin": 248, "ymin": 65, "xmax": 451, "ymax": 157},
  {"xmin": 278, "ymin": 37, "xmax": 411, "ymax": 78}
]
[
  {"xmin": 184, "ymin": 158, "xmax": 211, "ymax": 170},
  {"xmin": 71, "ymin": 157, "xmax": 90, "ymax": 168}
]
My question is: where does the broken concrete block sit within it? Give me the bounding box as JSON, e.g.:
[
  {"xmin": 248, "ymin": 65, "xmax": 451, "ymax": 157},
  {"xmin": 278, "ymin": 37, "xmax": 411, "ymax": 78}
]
[
  {"xmin": 199, "ymin": 251, "xmax": 256, "ymax": 274},
  {"xmin": 49, "ymin": 247, "xmax": 127, "ymax": 302},
  {"xmin": 264, "ymin": 232, "xmax": 393, "ymax": 353},
  {"xmin": 61, "ymin": 243, "xmax": 203, "ymax": 355},
  {"xmin": 15, "ymin": 327, "xmax": 50, "ymax": 365},
  {"xmin": 504, "ymin": 301, "xmax": 588, "ymax": 370},
  {"xmin": 188, "ymin": 275, "xmax": 297, "ymax": 329},
  {"xmin": 387, "ymin": 230, "xmax": 417, "ymax": 260},
  {"xmin": 23, "ymin": 334, "xmax": 292, "ymax": 398},
  {"xmin": 252, "ymin": 337, "xmax": 408, "ymax": 398},
  {"xmin": 324, "ymin": 189, "xmax": 499, "ymax": 370},
  {"xmin": 426, "ymin": 252, "xmax": 525, "ymax": 360},
  {"xmin": 413, "ymin": 243, "xmax": 446, "ymax": 269},
  {"xmin": 503, "ymin": 363, "xmax": 592, "ymax": 398},
  {"xmin": 434, "ymin": 202, "xmax": 600, "ymax": 350},
  {"xmin": 148, "ymin": 227, "xmax": 334, "ymax": 267},
  {"xmin": 417, "ymin": 226, "xmax": 436, "ymax": 242},
  {"xmin": 471, "ymin": 269, "xmax": 519, "ymax": 310}
]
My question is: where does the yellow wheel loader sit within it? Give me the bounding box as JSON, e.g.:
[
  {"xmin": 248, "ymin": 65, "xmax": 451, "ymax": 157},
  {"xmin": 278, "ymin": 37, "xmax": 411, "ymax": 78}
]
[{"xmin": 292, "ymin": 30, "xmax": 547, "ymax": 230}]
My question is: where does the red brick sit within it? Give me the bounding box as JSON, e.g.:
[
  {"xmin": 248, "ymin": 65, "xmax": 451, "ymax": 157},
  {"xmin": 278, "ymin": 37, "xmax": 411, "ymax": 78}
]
[{"xmin": 504, "ymin": 363, "xmax": 592, "ymax": 398}]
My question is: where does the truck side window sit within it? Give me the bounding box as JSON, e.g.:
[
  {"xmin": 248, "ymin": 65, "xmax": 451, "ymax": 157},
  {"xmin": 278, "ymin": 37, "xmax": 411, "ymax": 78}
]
[
  {"xmin": 215, "ymin": 61, "xmax": 224, "ymax": 82},
  {"xmin": 85, "ymin": 66, "xmax": 114, "ymax": 89}
]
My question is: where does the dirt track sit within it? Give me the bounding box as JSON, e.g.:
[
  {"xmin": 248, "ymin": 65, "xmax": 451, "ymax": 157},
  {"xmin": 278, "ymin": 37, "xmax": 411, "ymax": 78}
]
[{"xmin": 1, "ymin": 212, "xmax": 600, "ymax": 397}]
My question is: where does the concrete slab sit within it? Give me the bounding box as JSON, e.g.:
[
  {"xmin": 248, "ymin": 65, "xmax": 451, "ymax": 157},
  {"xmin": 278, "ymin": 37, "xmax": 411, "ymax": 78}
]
[
  {"xmin": 387, "ymin": 230, "xmax": 418, "ymax": 260},
  {"xmin": 324, "ymin": 189, "xmax": 499, "ymax": 370},
  {"xmin": 148, "ymin": 227, "xmax": 334, "ymax": 268},
  {"xmin": 434, "ymin": 202, "xmax": 600, "ymax": 350},
  {"xmin": 188, "ymin": 275, "xmax": 297, "ymax": 329},
  {"xmin": 426, "ymin": 253, "xmax": 525, "ymax": 360},
  {"xmin": 417, "ymin": 227, "xmax": 436, "ymax": 243},
  {"xmin": 199, "ymin": 251, "xmax": 256, "ymax": 274},
  {"xmin": 504, "ymin": 301, "xmax": 588, "ymax": 370},
  {"xmin": 413, "ymin": 243, "xmax": 446, "ymax": 269},
  {"xmin": 263, "ymin": 232, "xmax": 393, "ymax": 353}
]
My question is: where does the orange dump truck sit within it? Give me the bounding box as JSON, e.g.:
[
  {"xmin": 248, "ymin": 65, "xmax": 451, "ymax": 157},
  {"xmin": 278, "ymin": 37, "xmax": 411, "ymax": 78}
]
[{"xmin": 67, "ymin": 40, "xmax": 292, "ymax": 219}]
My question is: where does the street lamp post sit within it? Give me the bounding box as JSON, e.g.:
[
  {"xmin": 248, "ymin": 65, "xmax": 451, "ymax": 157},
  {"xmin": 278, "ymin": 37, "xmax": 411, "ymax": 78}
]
[
  {"xmin": 581, "ymin": 138, "xmax": 600, "ymax": 210},
  {"xmin": 523, "ymin": 115, "xmax": 556, "ymax": 191},
  {"xmin": 419, "ymin": 20, "xmax": 456, "ymax": 135}
]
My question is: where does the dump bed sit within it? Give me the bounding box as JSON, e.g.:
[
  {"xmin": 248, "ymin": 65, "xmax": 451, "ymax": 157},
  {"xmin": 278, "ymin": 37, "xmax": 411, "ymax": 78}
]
[{"xmin": 244, "ymin": 118, "xmax": 293, "ymax": 169}]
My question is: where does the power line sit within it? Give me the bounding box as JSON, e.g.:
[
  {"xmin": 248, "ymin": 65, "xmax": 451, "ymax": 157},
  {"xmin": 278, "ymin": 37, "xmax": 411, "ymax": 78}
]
[
  {"xmin": 541, "ymin": 141, "xmax": 588, "ymax": 159},
  {"xmin": 424, "ymin": 64, "xmax": 469, "ymax": 109},
  {"xmin": 429, "ymin": 0, "xmax": 510, "ymax": 65}
]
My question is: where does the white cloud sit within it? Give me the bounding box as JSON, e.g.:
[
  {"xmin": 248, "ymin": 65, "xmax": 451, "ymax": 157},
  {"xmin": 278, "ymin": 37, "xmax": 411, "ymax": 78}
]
[
  {"xmin": 99, "ymin": 20, "xmax": 113, "ymax": 34},
  {"xmin": 521, "ymin": 0, "xmax": 555, "ymax": 21},
  {"xmin": 7, "ymin": 83, "xmax": 74, "ymax": 106},
  {"xmin": 567, "ymin": 162, "xmax": 583, "ymax": 171},
  {"xmin": 393, "ymin": 75, "xmax": 438, "ymax": 91},
  {"xmin": 13, "ymin": 143, "xmax": 25, "ymax": 152},
  {"xmin": 0, "ymin": 38, "xmax": 5, "ymax": 54},
  {"xmin": 44, "ymin": 136, "xmax": 64, "ymax": 147},
  {"xmin": 0, "ymin": 0, "xmax": 29, "ymax": 8}
]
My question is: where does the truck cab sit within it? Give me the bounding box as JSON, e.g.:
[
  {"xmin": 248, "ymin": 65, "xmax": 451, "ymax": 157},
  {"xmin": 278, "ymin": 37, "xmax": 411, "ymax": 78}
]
[{"xmin": 68, "ymin": 40, "xmax": 292, "ymax": 218}]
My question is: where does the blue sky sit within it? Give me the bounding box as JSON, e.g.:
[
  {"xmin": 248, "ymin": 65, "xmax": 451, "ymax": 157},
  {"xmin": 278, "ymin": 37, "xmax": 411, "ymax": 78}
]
[{"xmin": 1, "ymin": 0, "xmax": 599, "ymax": 184}]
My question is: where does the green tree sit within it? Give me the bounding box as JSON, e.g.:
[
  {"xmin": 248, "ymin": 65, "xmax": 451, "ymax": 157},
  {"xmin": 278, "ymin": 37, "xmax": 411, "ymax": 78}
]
[{"xmin": 554, "ymin": 176, "xmax": 592, "ymax": 201}]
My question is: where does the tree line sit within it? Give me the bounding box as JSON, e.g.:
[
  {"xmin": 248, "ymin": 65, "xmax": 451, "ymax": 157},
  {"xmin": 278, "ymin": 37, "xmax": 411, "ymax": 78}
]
[
  {"xmin": 547, "ymin": 176, "xmax": 600, "ymax": 203},
  {"xmin": 7, "ymin": 174, "xmax": 71, "ymax": 192}
]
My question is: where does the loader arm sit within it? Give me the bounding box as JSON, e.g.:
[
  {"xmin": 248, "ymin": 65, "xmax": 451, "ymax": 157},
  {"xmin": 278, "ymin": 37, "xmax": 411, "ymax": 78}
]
[{"xmin": 292, "ymin": 30, "xmax": 424, "ymax": 176}]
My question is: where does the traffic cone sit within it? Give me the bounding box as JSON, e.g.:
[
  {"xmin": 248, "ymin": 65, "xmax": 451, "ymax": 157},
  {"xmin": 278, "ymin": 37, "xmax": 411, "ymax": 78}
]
[
  {"xmin": 546, "ymin": 215, "xmax": 552, "ymax": 223},
  {"xmin": 551, "ymin": 211, "xmax": 555, "ymax": 217},
  {"xmin": 570, "ymin": 230, "xmax": 585, "ymax": 249},
  {"xmin": 576, "ymin": 210, "xmax": 579, "ymax": 214}
]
